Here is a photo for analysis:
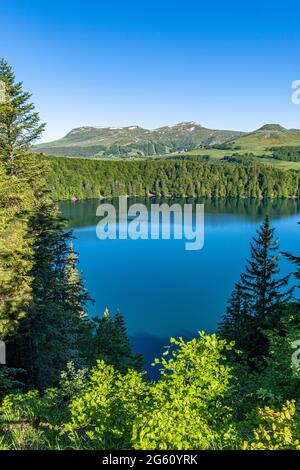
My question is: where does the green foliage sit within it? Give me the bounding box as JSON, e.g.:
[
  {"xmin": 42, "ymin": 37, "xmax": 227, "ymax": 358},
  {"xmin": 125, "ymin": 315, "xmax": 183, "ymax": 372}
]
[
  {"xmin": 0, "ymin": 334, "xmax": 240, "ymax": 450},
  {"xmin": 0, "ymin": 328, "xmax": 300, "ymax": 450},
  {"xmin": 224, "ymin": 305, "xmax": 300, "ymax": 421},
  {"xmin": 0, "ymin": 163, "xmax": 34, "ymax": 337},
  {"xmin": 132, "ymin": 333, "xmax": 238, "ymax": 450},
  {"xmin": 0, "ymin": 388, "xmax": 63, "ymax": 449},
  {"xmin": 0, "ymin": 367, "xmax": 25, "ymax": 398},
  {"xmin": 65, "ymin": 360, "xmax": 147, "ymax": 449},
  {"xmin": 243, "ymin": 401, "xmax": 300, "ymax": 450}
]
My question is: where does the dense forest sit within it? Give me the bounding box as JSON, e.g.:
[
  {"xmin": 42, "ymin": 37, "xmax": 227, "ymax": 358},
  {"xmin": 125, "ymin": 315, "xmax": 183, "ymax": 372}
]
[
  {"xmin": 1, "ymin": 59, "xmax": 300, "ymax": 450},
  {"xmin": 45, "ymin": 155, "xmax": 300, "ymax": 200}
]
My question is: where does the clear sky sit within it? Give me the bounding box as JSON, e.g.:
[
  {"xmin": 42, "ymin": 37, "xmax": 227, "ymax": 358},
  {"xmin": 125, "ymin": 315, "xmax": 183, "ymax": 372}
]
[{"xmin": 1, "ymin": 0, "xmax": 300, "ymax": 142}]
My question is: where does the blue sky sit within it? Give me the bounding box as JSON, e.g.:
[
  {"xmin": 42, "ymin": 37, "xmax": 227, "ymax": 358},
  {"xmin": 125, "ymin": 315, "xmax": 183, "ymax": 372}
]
[{"xmin": 1, "ymin": 0, "xmax": 300, "ymax": 142}]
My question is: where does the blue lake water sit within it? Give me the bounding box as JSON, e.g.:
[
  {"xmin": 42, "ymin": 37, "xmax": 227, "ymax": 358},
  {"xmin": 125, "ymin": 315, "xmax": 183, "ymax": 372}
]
[{"xmin": 59, "ymin": 197, "xmax": 300, "ymax": 368}]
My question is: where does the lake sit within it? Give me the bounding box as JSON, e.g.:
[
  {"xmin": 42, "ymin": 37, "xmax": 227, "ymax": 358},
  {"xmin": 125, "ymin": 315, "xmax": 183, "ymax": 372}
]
[{"xmin": 59, "ymin": 197, "xmax": 300, "ymax": 370}]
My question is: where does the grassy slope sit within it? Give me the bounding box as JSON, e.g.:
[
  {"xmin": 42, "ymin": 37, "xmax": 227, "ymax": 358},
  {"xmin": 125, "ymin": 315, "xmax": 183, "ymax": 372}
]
[
  {"xmin": 228, "ymin": 125, "xmax": 300, "ymax": 151},
  {"xmin": 180, "ymin": 149, "xmax": 300, "ymax": 170},
  {"xmin": 179, "ymin": 125, "xmax": 300, "ymax": 170}
]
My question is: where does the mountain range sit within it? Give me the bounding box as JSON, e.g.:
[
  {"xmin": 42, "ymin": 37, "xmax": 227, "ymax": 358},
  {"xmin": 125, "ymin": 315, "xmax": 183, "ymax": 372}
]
[{"xmin": 34, "ymin": 122, "xmax": 300, "ymax": 158}]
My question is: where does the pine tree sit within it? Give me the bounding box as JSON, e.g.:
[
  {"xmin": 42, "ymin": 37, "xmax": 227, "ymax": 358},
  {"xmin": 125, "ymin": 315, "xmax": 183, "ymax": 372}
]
[
  {"xmin": 91, "ymin": 309, "xmax": 143, "ymax": 373},
  {"xmin": 242, "ymin": 217, "xmax": 292, "ymax": 324},
  {"xmin": 0, "ymin": 58, "xmax": 45, "ymax": 162},
  {"xmin": 61, "ymin": 242, "xmax": 94, "ymax": 367},
  {"xmin": 114, "ymin": 310, "xmax": 143, "ymax": 371},
  {"xmin": 0, "ymin": 57, "xmax": 47, "ymax": 338},
  {"xmin": 114, "ymin": 309, "xmax": 128, "ymax": 336},
  {"xmin": 219, "ymin": 281, "xmax": 251, "ymax": 349},
  {"xmin": 220, "ymin": 217, "xmax": 293, "ymax": 362}
]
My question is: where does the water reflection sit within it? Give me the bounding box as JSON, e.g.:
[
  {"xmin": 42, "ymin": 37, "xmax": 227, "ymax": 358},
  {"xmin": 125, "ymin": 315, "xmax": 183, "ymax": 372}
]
[
  {"xmin": 59, "ymin": 197, "xmax": 300, "ymax": 373},
  {"xmin": 60, "ymin": 197, "xmax": 300, "ymax": 229}
]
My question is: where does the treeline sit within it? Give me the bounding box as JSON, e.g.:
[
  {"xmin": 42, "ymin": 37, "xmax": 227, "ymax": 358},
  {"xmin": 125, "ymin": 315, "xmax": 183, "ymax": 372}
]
[
  {"xmin": 45, "ymin": 155, "xmax": 300, "ymax": 200},
  {"xmin": 163, "ymin": 154, "xmax": 211, "ymax": 162},
  {"xmin": 221, "ymin": 152, "xmax": 263, "ymax": 164},
  {"xmin": 270, "ymin": 146, "xmax": 300, "ymax": 162}
]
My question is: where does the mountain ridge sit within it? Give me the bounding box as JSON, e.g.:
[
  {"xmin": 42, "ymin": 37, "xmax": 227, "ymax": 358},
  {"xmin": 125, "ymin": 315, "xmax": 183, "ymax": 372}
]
[
  {"xmin": 34, "ymin": 122, "xmax": 300, "ymax": 158},
  {"xmin": 34, "ymin": 121, "xmax": 244, "ymax": 157}
]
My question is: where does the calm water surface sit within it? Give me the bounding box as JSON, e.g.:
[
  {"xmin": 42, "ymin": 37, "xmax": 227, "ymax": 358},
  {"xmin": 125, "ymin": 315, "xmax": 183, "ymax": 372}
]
[{"xmin": 59, "ymin": 198, "xmax": 300, "ymax": 368}]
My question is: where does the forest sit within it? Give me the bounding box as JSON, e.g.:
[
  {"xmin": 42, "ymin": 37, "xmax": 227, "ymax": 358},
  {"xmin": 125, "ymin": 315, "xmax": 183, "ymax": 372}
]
[
  {"xmin": 45, "ymin": 155, "xmax": 300, "ymax": 200},
  {"xmin": 1, "ymin": 59, "xmax": 300, "ymax": 450}
]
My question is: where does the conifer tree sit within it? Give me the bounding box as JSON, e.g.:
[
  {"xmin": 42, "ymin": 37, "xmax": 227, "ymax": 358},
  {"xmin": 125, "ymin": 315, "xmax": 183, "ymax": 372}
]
[
  {"xmin": 0, "ymin": 58, "xmax": 46, "ymax": 338},
  {"xmin": 220, "ymin": 217, "xmax": 293, "ymax": 362},
  {"xmin": 60, "ymin": 242, "xmax": 94, "ymax": 367},
  {"xmin": 242, "ymin": 217, "xmax": 292, "ymax": 323},
  {"xmin": 0, "ymin": 58, "xmax": 45, "ymax": 162},
  {"xmin": 219, "ymin": 281, "xmax": 251, "ymax": 350},
  {"xmin": 91, "ymin": 309, "xmax": 143, "ymax": 373}
]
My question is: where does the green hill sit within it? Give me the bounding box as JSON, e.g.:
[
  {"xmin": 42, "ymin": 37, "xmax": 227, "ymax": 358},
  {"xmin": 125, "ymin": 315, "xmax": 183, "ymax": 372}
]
[
  {"xmin": 227, "ymin": 124, "xmax": 300, "ymax": 152},
  {"xmin": 34, "ymin": 122, "xmax": 244, "ymax": 158}
]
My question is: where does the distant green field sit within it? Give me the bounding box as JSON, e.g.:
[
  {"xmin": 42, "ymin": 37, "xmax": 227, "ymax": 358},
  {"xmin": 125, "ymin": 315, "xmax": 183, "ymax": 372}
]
[{"xmin": 175, "ymin": 149, "xmax": 300, "ymax": 170}]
